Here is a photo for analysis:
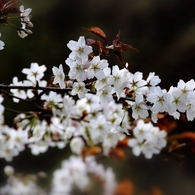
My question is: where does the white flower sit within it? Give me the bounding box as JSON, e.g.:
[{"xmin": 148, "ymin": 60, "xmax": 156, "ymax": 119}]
[
  {"xmin": 96, "ymin": 86, "xmax": 114, "ymax": 106},
  {"xmin": 41, "ymin": 91, "xmax": 63, "ymax": 108},
  {"xmin": 128, "ymin": 138, "xmax": 142, "ymax": 156},
  {"xmin": 129, "ymin": 71, "xmax": 147, "ymax": 90},
  {"xmin": 186, "ymin": 91, "xmax": 195, "ymax": 121},
  {"xmin": 103, "ymin": 131, "xmax": 125, "ymax": 155},
  {"xmin": 146, "ymin": 72, "xmax": 161, "ymax": 87},
  {"xmin": 130, "ymin": 94, "xmax": 149, "ymax": 120},
  {"xmin": 67, "ymin": 36, "xmax": 93, "ymax": 62},
  {"xmin": 0, "ymin": 142, "xmax": 19, "ymax": 162},
  {"xmin": 22, "ymin": 62, "xmax": 46, "ymax": 83},
  {"xmin": 147, "ymin": 86, "xmax": 169, "ymax": 113},
  {"xmin": 29, "ymin": 120, "xmax": 47, "ymax": 143},
  {"xmin": 71, "ymin": 82, "xmax": 88, "ymax": 99},
  {"xmin": 177, "ymin": 79, "xmax": 195, "ymax": 94},
  {"xmin": 28, "ymin": 141, "xmax": 49, "ymax": 156},
  {"xmin": 9, "ymin": 128, "xmax": 28, "ymax": 151},
  {"xmin": 62, "ymin": 95, "xmax": 75, "ymax": 116},
  {"xmin": 74, "ymin": 97, "xmax": 90, "ymax": 116},
  {"xmin": 133, "ymin": 120, "xmax": 152, "ymax": 142},
  {"xmin": 87, "ymin": 56, "xmax": 108, "ymax": 79},
  {"xmin": 95, "ymin": 67, "xmax": 114, "ymax": 90},
  {"xmin": 52, "ymin": 64, "xmax": 65, "ymax": 89},
  {"xmin": 112, "ymin": 65, "xmax": 130, "ymax": 99},
  {"xmin": 0, "ymin": 33, "xmax": 5, "ymax": 50},
  {"xmin": 0, "ymin": 95, "xmax": 5, "ymax": 114},
  {"xmin": 66, "ymin": 57, "xmax": 90, "ymax": 81},
  {"xmin": 186, "ymin": 102, "xmax": 195, "ymax": 121},
  {"xmin": 89, "ymin": 114, "xmax": 109, "ymax": 140},
  {"xmin": 85, "ymin": 94, "xmax": 101, "ymax": 112},
  {"xmin": 167, "ymin": 87, "xmax": 186, "ymax": 114},
  {"xmin": 10, "ymin": 77, "xmax": 27, "ymax": 103}
]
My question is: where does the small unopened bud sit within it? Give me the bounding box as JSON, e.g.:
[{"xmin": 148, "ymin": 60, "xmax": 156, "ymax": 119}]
[
  {"xmin": 37, "ymin": 171, "xmax": 47, "ymax": 178},
  {"xmin": 4, "ymin": 166, "xmax": 14, "ymax": 176},
  {"xmin": 66, "ymin": 80, "xmax": 73, "ymax": 88}
]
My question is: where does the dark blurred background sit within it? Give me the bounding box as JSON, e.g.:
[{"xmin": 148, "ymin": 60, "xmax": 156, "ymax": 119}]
[{"xmin": 1, "ymin": 0, "xmax": 195, "ymax": 194}]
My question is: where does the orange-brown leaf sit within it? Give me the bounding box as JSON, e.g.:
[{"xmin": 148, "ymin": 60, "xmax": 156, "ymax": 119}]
[
  {"xmin": 86, "ymin": 27, "xmax": 107, "ymax": 43},
  {"xmin": 117, "ymin": 137, "xmax": 129, "ymax": 147},
  {"xmin": 82, "ymin": 146, "xmax": 102, "ymax": 157},
  {"xmin": 110, "ymin": 148, "xmax": 126, "ymax": 160},
  {"xmin": 114, "ymin": 179, "xmax": 134, "ymax": 195},
  {"xmin": 149, "ymin": 186, "xmax": 164, "ymax": 195}
]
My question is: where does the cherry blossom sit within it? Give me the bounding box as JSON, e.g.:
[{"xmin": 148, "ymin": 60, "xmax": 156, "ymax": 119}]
[
  {"xmin": 52, "ymin": 64, "xmax": 66, "ymax": 89},
  {"xmin": 67, "ymin": 36, "xmax": 92, "ymax": 62}
]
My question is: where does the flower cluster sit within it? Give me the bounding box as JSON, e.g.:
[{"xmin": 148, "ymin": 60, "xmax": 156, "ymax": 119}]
[
  {"xmin": 0, "ymin": 36, "xmax": 174, "ymax": 162},
  {"xmin": 2, "ymin": 91, "xmax": 128, "ymax": 158},
  {"xmin": 55, "ymin": 36, "xmax": 195, "ymax": 123},
  {"xmin": 10, "ymin": 62, "xmax": 47, "ymax": 102},
  {"xmin": 0, "ymin": 156, "xmax": 116, "ymax": 195},
  {"xmin": 128, "ymin": 120, "xmax": 167, "ymax": 159},
  {"xmin": 0, "ymin": 166, "xmax": 46, "ymax": 195},
  {"xmin": 50, "ymin": 155, "xmax": 116, "ymax": 195}
]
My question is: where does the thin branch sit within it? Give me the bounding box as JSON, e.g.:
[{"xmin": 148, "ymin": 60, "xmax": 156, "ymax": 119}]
[
  {"xmin": 0, "ymin": 84, "xmax": 72, "ymax": 93},
  {"xmin": 0, "ymin": 89, "xmax": 48, "ymax": 112},
  {"xmin": 5, "ymin": 107, "xmax": 34, "ymax": 115},
  {"xmin": 0, "ymin": 84, "xmax": 135, "ymax": 102}
]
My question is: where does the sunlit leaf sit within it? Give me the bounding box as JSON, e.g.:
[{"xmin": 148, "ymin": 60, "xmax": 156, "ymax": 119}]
[{"xmin": 86, "ymin": 27, "xmax": 107, "ymax": 44}]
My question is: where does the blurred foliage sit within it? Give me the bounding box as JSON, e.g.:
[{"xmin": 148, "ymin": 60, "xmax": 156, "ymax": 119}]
[{"xmin": 1, "ymin": 0, "xmax": 195, "ymax": 194}]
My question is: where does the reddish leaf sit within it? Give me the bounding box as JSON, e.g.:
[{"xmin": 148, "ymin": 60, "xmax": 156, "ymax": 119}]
[
  {"xmin": 3, "ymin": 0, "xmax": 18, "ymax": 10},
  {"xmin": 86, "ymin": 27, "xmax": 107, "ymax": 44},
  {"xmin": 86, "ymin": 38, "xmax": 111, "ymax": 57},
  {"xmin": 86, "ymin": 38, "xmax": 103, "ymax": 48},
  {"xmin": 113, "ymin": 31, "xmax": 139, "ymax": 52}
]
